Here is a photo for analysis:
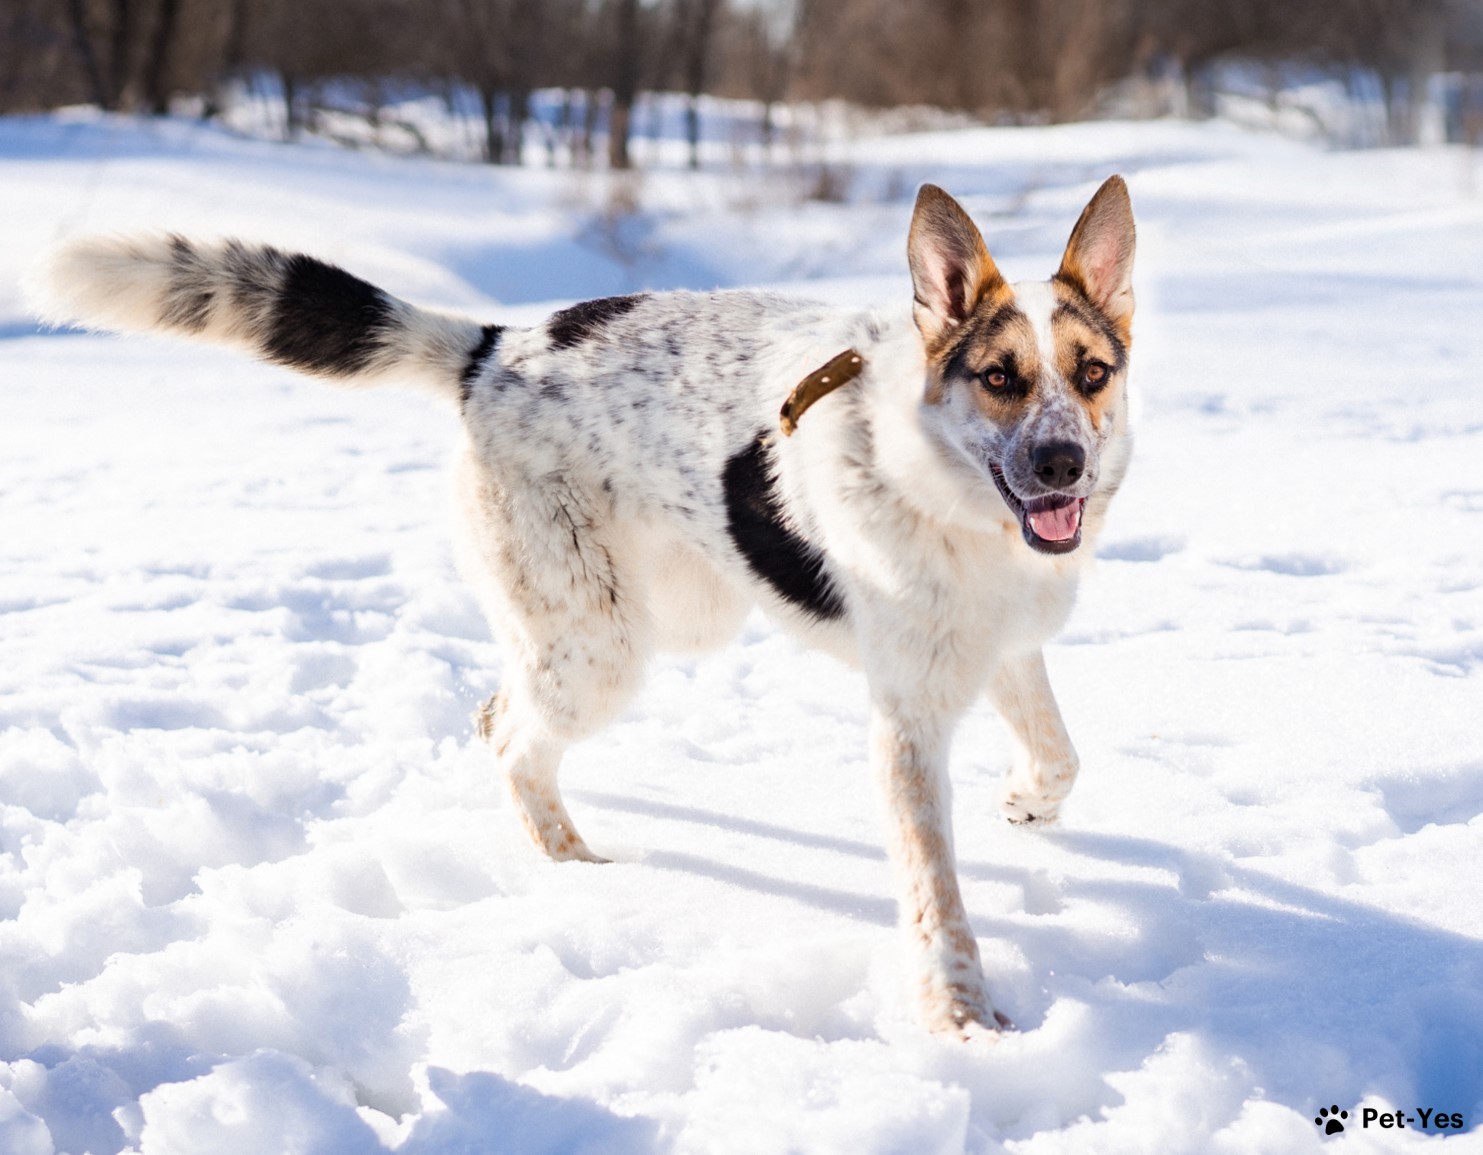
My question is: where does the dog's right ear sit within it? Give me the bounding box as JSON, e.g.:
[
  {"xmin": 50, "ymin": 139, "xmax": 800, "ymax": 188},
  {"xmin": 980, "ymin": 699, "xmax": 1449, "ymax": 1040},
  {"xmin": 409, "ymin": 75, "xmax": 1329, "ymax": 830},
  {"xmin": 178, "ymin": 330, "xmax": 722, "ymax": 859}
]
[
  {"xmin": 907, "ymin": 185, "xmax": 1004, "ymax": 347},
  {"xmin": 1057, "ymin": 175, "xmax": 1136, "ymax": 338}
]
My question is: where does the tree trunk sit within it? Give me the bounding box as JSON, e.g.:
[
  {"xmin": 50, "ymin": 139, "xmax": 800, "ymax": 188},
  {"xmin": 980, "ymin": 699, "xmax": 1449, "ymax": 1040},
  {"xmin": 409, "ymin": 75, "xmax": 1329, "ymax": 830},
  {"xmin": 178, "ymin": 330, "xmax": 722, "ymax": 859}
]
[
  {"xmin": 609, "ymin": 100, "xmax": 632, "ymax": 171},
  {"xmin": 65, "ymin": 0, "xmax": 110, "ymax": 109},
  {"xmin": 1380, "ymin": 70, "xmax": 1399, "ymax": 146},
  {"xmin": 608, "ymin": 0, "xmax": 639, "ymax": 170},
  {"xmin": 580, "ymin": 88, "xmax": 599, "ymax": 168},
  {"xmin": 685, "ymin": 96, "xmax": 700, "ymax": 169},
  {"xmin": 107, "ymin": 0, "xmax": 133, "ymax": 110},
  {"xmin": 479, "ymin": 86, "xmax": 504, "ymax": 164},
  {"xmin": 555, "ymin": 88, "xmax": 574, "ymax": 166},
  {"xmin": 506, "ymin": 87, "xmax": 530, "ymax": 164},
  {"xmin": 142, "ymin": 0, "xmax": 180, "ymax": 116},
  {"xmin": 283, "ymin": 72, "xmax": 301, "ymax": 140},
  {"xmin": 204, "ymin": 0, "xmax": 248, "ymax": 120},
  {"xmin": 682, "ymin": 0, "xmax": 719, "ymax": 169}
]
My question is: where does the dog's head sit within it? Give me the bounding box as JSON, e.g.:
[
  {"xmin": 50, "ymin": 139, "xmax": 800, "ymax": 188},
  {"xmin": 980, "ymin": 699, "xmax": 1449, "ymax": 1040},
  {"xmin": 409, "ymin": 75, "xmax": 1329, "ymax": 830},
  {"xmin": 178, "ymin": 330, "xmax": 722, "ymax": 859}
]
[{"xmin": 908, "ymin": 178, "xmax": 1135, "ymax": 555}]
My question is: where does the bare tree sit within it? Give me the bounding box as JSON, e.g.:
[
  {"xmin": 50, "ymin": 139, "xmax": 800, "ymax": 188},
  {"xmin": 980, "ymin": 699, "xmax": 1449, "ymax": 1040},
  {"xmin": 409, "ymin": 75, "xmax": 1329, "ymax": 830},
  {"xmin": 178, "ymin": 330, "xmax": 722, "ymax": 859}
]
[
  {"xmin": 716, "ymin": 2, "xmax": 793, "ymax": 147},
  {"xmin": 63, "ymin": 0, "xmax": 113, "ymax": 108},
  {"xmin": 201, "ymin": 0, "xmax": 249, "ymax": 120},
  {"xmin": 608, "ymin": 0, "xmax": 640, "ymax": 169},
  {"xmin": 673, "ymin": 0, "xmax": 722, "ymax": 167},
  {"xmin": 434, "ymin": 0, "xmax": 569, "ymax": 164},
  {"xmin": 140, "ymin": 0, "xmax": 180, "ymax": 113},
  {"xmin": 2, "ymin": 1, "xmax": 77, "ymax": 111},
  {"xmin": 240, "ymin": 0, "xmax": 416, "ymax": 140}
]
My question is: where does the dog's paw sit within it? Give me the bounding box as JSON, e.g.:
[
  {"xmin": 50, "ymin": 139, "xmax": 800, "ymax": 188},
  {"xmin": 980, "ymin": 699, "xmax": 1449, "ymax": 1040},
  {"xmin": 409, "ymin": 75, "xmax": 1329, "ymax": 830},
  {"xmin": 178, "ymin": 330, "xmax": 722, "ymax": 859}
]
[
  {"xmin": 927, "ymin": 1000, "xmax": 1015, "ymax": 1041},
  {"xmin": 999, "ymin": 758, "xmax": 1078, "ymax": 825},
  {"xmin": 959, "ymin": 1009, "xmax": 1016, "ymax": 1043},
  {"xmin": 920, "ymin": 983, "xmax": 1014, "ymax": 1040},
  {"xmin": 547, "ymin": 838, "xmax": 611, "ymax": 865},
  {"xmin": 999, "ymin": 789, "xmax": 1063, "ymax": 826}
]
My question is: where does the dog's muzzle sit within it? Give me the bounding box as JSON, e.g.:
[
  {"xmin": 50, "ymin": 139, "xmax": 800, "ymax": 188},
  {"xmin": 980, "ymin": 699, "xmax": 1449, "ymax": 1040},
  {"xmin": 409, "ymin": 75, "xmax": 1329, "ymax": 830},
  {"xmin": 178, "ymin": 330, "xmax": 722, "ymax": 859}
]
[{"xmin": 990, "ymin": 465, "xmax": 1086, "ymax": 555}]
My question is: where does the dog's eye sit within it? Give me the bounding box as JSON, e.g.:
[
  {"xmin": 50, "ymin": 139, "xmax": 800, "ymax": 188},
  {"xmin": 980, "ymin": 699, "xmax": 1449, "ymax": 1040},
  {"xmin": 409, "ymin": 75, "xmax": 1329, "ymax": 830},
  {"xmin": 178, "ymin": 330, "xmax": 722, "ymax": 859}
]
[
  {"xmin": 1079, "ymin": 362, "xmax": 1109, "ymax": 392},
  {"xmin": 982, "ymin": 368, "xmax": 1009, "ymax": 390}
]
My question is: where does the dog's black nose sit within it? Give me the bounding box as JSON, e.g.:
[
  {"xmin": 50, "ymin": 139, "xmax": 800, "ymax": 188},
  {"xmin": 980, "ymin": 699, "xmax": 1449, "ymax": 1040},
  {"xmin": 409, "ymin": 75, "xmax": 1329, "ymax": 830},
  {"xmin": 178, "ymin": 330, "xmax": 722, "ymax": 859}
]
[{"xmin": 1031, "ymin": 442, "xmax": 1085, "ymax": 489}]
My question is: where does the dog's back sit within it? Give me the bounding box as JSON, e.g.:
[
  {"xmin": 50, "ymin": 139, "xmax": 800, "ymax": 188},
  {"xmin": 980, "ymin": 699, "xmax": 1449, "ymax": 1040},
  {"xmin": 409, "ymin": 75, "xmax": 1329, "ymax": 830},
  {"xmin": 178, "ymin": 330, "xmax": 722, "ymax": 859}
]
[{"xmin": 35, "ymin": 233, "xmax": 869, "ymax": 509}]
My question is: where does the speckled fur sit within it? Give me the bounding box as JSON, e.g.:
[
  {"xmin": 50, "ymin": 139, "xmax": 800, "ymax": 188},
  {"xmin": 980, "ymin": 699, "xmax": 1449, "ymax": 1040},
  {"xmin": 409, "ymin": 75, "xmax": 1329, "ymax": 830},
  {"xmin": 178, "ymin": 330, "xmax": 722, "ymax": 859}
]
[{"xmin": 32, "ymin": 178, "xmax": 1137, "ymax": 1037}]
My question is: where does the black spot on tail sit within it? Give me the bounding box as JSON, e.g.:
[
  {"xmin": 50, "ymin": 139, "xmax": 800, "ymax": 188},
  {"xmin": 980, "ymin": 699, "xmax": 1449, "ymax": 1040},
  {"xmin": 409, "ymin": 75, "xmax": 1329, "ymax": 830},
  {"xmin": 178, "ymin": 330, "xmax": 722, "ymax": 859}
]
[
  {"xmin": 460, "ymin": 324, "xmax": 505, "ymax": 407},
  {"xmin": 162, "ymin": 236, "xmax": 215, "ymax": 332},
  {"xmin": 547, "ymin": 294, "xmax": 646, "ymax": 350},
  {"xmin": 723, "ymin": 434, "xmax": 846, "ymax": 621},
  {"xmin": 262, "ymin": 255, "xmax": 393, "ymax": 374}
]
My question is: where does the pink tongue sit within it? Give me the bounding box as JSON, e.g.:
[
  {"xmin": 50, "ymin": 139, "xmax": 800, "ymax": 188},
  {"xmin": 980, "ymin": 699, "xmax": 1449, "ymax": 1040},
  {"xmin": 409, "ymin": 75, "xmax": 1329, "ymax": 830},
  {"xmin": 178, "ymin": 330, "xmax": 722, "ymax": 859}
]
[{"xmin": 1028, "ymin": 502, "xmax": 1082, "ymax": 542}]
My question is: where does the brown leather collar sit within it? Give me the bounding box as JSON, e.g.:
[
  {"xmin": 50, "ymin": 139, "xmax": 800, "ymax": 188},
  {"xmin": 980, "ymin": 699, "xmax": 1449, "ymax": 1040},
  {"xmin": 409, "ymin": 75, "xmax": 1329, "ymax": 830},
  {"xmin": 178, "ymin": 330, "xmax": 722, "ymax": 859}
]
[{"xmin": 779, "ymin": 348, "xmax": 865, "ymax": 436}]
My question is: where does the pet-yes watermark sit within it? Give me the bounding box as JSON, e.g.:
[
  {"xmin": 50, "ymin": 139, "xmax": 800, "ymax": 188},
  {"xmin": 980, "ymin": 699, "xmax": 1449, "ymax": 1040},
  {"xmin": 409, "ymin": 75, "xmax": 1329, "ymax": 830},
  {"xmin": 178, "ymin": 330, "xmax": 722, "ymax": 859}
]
[{"xmin": 1314, "ymin": 1104, "xmax": 1466, "ymax": 1136}]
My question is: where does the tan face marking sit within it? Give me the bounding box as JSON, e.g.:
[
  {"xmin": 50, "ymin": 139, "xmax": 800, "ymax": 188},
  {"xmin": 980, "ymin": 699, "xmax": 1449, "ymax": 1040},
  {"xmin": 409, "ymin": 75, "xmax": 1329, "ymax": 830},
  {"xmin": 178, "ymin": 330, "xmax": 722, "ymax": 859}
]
[
  {"xmin": 932, "ymin": 302, "xmax": 1040, "ymax": 418},
  {"xmin": 921, "ymin": 278, "xmax": 1015, "ymax": 403},
  {"xmin": 1049, "ymin": 279, "xmax": 1129, "ymax": 431}
]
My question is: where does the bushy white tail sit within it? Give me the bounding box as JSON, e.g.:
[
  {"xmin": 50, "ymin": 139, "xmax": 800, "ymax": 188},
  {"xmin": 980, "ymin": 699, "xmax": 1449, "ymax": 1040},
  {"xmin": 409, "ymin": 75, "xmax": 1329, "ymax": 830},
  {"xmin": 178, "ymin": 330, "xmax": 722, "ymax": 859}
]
[{"xmin": 30, "ymin": 234, "xmax": 494, "ymax": 402}]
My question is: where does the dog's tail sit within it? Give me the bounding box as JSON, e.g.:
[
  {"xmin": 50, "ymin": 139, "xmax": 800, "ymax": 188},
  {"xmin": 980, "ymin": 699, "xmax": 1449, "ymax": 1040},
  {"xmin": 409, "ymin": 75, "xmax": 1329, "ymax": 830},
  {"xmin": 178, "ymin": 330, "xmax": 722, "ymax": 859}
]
[{"xmin": 30, "ymin": 234, "xmax": 498, "ymax": 403}]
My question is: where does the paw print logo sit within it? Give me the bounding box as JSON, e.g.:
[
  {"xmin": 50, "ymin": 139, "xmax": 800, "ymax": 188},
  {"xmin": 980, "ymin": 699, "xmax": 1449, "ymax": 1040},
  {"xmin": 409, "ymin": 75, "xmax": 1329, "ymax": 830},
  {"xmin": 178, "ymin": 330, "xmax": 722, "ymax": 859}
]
[{"xmin": 1315, "ymin": 1105, "xmax": 1348, "ymax": 1135}]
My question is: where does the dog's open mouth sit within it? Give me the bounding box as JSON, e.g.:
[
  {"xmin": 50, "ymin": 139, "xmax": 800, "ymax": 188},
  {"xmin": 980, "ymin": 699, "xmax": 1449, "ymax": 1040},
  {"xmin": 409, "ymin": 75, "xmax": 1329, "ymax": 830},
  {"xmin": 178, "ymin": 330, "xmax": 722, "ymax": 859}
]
[{"xmin": 990, "ymin": 466, "xmax": 1086, "ymax": 555}]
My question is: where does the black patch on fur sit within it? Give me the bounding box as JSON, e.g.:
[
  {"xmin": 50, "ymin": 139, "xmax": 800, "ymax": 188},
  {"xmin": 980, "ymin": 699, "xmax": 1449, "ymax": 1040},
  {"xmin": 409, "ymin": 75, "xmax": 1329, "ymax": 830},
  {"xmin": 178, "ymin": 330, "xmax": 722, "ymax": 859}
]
[
  {"xmin": 262, "ymin": 255, "xmax": 392, "ymax": 374},
  {"xmin": 459, "ymin": 323, "xmax": 505, "ymax": 407},
  {"xmin": 723, "ymin": 434, "xmax": 845, "ymax": 621},
  {"xmin": 162, "ymin": 236, "xmax": 215, "ymax": 332},
  {"xmin": 547, "ymin": 294, "xmax": 646, "ymax": 350}
]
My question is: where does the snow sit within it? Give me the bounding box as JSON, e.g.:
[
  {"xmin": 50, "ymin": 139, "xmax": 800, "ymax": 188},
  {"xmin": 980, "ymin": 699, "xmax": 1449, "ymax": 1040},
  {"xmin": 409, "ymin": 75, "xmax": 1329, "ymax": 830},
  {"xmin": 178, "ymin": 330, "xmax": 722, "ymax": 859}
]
[{"xmin": 2, "ymin": 106, "xmax": 1482, "ymax": 1153}]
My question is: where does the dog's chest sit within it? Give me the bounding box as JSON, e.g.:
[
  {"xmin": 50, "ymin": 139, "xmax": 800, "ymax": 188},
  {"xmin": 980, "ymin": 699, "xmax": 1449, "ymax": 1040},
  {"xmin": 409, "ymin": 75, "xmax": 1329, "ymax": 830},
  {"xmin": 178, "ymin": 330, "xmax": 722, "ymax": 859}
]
[{"xmin": 924, "ymin": 529, "xmax": 1081, "ymax": 652}]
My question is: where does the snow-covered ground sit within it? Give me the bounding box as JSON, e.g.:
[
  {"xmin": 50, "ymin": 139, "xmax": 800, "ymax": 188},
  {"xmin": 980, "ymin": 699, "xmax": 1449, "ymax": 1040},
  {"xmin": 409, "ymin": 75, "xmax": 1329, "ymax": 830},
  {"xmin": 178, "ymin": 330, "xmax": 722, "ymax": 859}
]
[{"xmin": 1, "ymin": 108, "xmax": 1481, "ymax": 1154}]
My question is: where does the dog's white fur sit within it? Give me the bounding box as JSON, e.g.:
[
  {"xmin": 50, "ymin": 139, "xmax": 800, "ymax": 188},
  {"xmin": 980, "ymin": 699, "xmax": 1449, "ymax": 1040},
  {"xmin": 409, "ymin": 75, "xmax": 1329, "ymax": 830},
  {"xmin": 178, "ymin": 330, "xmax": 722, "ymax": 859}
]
[{"xmin": 31, "ymin": 179, "xmax": 1135, "ymax": 1036}]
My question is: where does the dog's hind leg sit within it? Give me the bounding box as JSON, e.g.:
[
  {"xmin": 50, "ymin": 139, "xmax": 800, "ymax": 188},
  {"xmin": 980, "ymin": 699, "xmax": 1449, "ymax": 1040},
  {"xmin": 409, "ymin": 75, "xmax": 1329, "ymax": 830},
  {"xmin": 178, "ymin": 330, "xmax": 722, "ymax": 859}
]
[
  {"xmin": 455, "ymin": 452, "xmax": 649, "ymax": 863},
  {"xmin": 478, "ymin": 690, "xmax": 614, "ymax": 863},
  {"xmin": 989, "ymin": 650, "xmax": 1080, "ymax": 825}
]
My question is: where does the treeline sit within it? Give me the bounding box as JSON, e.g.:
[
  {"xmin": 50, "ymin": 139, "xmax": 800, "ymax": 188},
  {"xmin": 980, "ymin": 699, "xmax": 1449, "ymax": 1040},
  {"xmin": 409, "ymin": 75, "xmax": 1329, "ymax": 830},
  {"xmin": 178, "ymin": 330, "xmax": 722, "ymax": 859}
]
[{"xmin": 3, "ymin": 0, "xmax": 1481, "ymax": 161}]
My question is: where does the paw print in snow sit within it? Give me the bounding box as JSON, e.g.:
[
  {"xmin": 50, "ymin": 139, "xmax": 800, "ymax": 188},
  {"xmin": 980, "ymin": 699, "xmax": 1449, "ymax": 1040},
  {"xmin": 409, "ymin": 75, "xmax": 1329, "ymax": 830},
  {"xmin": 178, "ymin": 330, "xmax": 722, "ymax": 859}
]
[{"xmin": 1315, "ymin": 1105, "xmax": 1348, "ymax": 1135}]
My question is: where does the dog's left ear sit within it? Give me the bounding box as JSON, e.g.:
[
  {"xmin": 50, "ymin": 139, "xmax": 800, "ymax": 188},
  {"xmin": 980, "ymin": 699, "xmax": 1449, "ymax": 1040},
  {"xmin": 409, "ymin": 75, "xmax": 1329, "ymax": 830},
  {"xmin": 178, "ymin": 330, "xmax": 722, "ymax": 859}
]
[
  {"xmin": 908, "ymin": 185, "xmax": 1004, "ymax": 347},
  {"xmin": 1058, "ymin": 176, "xmax": 1136, "ymax": 334}
]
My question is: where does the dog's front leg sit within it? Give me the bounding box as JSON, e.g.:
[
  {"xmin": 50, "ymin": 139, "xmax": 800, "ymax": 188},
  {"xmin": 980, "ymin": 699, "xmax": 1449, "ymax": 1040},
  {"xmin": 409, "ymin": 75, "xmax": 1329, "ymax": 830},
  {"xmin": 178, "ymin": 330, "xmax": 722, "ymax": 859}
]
[
  {"xmin": 990, "ymin": 650, "xmax": 1080, "ymax": 825},
  {"xmin": 872, "ymin": 710, "xmax": 1010, "ymax": 1036}
]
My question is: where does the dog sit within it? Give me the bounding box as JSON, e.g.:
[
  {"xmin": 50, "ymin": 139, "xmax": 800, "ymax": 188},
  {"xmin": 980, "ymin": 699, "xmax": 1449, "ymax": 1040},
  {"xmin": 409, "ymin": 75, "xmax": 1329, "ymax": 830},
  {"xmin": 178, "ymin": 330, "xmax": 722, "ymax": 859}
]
[{"xmin": 32, "ymin": 177, "xmax": 1135, "ymax": 1037}]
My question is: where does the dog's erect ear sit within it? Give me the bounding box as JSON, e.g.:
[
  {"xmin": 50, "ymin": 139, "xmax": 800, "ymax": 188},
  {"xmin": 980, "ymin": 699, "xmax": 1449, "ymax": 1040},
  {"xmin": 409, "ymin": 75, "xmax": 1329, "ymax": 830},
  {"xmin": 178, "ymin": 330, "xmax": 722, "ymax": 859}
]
[
  {"xmin": 1057, "ymin": 176, "xmax": 1135, "ymax": 332},
  {"xmin": 908, "ymin": 185, "xmax": 1004, "ymax": 346}
]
